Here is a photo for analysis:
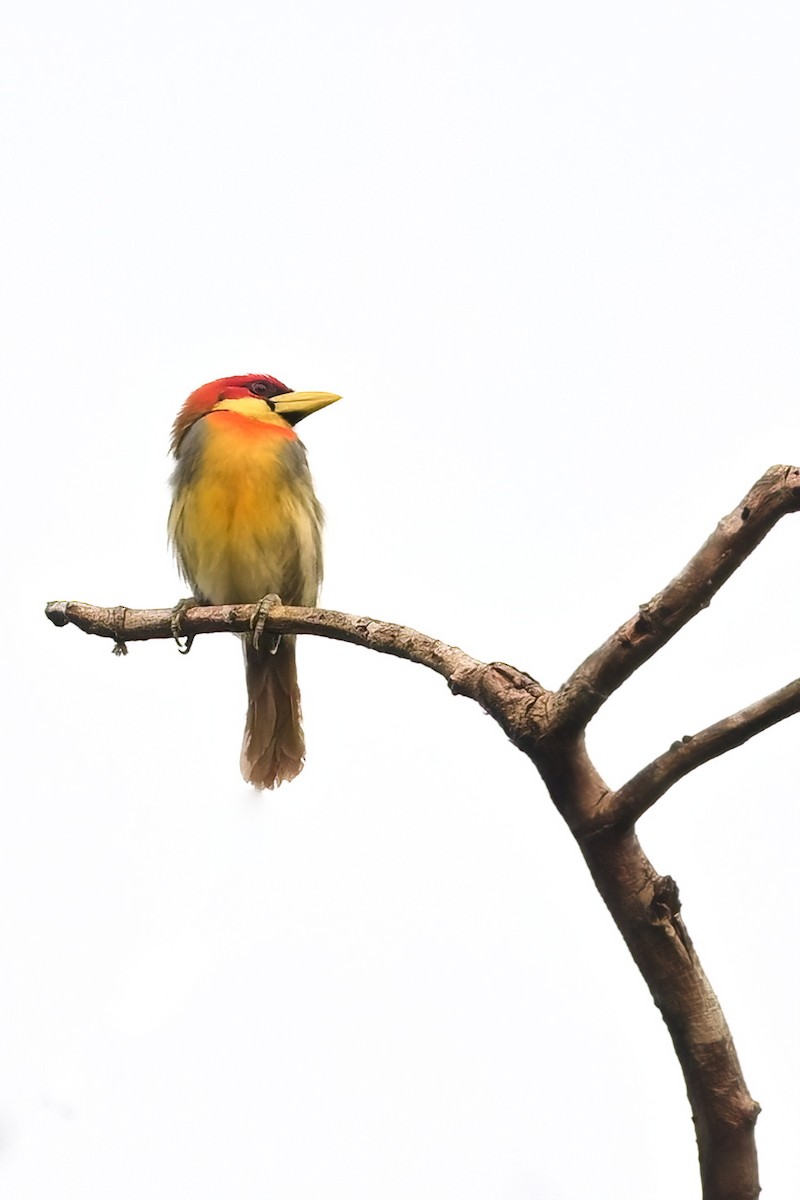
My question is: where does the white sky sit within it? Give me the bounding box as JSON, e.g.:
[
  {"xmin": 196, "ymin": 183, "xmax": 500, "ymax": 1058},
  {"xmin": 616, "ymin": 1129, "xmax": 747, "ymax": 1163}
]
[{"xmin": 2, "ymin": 1, "xmax": 799, "ymax": 1195}]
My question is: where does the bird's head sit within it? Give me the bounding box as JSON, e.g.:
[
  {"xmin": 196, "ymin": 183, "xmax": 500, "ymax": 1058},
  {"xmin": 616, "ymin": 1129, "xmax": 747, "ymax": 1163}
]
[{"xmin": 171, "ymin": 373, "xmax": 340, "ymax": 452}]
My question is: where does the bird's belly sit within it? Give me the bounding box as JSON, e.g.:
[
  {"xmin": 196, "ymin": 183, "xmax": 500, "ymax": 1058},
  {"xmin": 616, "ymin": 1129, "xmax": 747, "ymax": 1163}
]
[{"xmin": 172, "ymin": 431, "xmax": 321, "ymax": 607}]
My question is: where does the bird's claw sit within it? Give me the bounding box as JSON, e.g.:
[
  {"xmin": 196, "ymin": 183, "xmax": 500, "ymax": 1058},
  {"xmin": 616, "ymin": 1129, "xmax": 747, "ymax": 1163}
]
[
  {"xmin": 251, "ymin": 594, "xmax": 282, "ymax": 655},
  {"xmin": 111, "ymin": 605, "xmax": 129, "ymax": 656},
  {"xmin": 171, "ymin": 597, "xmax": 196, "ymax": 655}
]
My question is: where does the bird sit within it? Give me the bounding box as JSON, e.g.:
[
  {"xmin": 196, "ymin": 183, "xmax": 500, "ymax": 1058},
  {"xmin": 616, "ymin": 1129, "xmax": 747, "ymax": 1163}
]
[{"xmin": 168, "ymin": 373, "xmax": 340, "ymax": 789}]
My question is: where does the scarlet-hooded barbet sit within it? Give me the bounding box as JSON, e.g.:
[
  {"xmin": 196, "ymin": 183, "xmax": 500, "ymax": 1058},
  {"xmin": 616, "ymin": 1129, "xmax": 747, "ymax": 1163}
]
[{"xmin": 168, "ymin": 373, "xmax": 339, "ymax": 788}]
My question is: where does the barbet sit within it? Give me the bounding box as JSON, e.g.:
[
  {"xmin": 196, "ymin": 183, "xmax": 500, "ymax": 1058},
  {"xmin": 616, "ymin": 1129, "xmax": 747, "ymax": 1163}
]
[{"xmin": 168, "ymin": 373, "xmax": 340, "ymax": 788}]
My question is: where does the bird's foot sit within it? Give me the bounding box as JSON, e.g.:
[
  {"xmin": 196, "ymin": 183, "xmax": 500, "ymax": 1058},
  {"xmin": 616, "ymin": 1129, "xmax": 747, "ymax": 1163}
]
[
  {"xmin": 171, "ymin": 597, "xmax": 197, "ymax": 655},
  {"xmin": 251, "ymin": 593, "xmax": 282, "ymax": 655}
]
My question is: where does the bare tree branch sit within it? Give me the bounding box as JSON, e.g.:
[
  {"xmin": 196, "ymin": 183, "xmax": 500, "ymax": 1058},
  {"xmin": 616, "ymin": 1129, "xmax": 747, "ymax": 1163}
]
[
  {"xmin": 44, "ymin": 598, "xmax": 494, "ymax": 703},
  {"xmin": 603, "ymin": 676, "xmax": 800, "ymax": 827},
  {"xmin": 578, "ymin": 828, "xmax": 760, "ymax": 1200},
  {"xmin": 550, "ymin": 464, "xmax": 800, "ymax": 734},
  {"xmin": 46, "ymin": 466, "xmax": 800, "ymax": 1200}
]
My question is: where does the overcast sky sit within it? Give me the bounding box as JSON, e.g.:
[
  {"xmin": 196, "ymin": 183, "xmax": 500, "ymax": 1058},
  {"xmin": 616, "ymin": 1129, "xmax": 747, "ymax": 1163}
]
[{"xmin": 2, "ymin": 1, "xmax": 799, "ymax": 1196}]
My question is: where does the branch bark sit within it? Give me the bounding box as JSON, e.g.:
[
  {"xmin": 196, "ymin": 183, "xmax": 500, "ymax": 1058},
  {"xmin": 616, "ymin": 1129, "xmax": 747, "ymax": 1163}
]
[
  {"xmin": 609, "ymin": 676, "xmax": 800, "ymax": 826},
  {"xmin": 45, "ymin": 464, "xmax": 800, "ymax": 1200},
  {"xmin": 44, "ymin": 599, "xmax": 488, "ymax": 695},
  {"xmin": 550, "ymin": 463, "xmax": 800, "ymax": 735}
]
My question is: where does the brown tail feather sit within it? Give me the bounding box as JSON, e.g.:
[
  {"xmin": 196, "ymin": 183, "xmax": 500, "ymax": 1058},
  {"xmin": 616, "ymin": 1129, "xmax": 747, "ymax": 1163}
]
[{"xmin": 240, "ymin": 635, "xmax": 305, "ymax": 789}]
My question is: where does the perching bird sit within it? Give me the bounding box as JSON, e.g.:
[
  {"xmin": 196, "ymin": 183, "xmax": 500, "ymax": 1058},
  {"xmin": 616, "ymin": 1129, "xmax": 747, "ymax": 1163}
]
[{"xmin": 168, "ymin": 373, "xmax": 340, "ymax": 789}]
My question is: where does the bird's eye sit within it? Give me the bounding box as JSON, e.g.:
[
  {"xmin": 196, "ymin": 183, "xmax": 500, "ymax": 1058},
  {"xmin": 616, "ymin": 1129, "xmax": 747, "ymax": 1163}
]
[{"xmin": 248, "ymin": 380, "xmax": 277, "ymax": 409}]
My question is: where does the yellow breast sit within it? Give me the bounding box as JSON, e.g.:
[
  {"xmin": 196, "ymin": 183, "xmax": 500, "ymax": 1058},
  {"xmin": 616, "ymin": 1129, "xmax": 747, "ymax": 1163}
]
[{"xmin": 169, "ymin": 406, "xmax": 322, "ymax": 606}]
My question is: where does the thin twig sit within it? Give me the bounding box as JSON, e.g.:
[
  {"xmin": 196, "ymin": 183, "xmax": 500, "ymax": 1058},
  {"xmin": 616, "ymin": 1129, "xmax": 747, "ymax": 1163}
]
[{"xmin": 604, "ymin": 676, "xmax": 800, "ymax": 827}]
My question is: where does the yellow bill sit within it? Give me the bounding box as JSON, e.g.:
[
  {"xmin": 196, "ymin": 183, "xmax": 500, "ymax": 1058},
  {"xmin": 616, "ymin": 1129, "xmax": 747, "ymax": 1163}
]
[{"xmin": 273, "ymin": 391, "xmax": 341, "ymax": 424}]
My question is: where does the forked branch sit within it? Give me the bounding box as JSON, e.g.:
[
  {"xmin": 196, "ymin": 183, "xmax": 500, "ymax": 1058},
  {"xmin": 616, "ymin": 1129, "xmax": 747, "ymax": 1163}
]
[{"xmin": 45, "ymin": 465, "xmax": 800, "ymax": 1200}]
